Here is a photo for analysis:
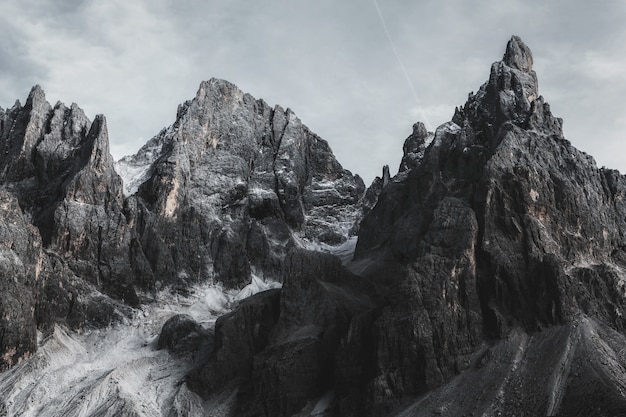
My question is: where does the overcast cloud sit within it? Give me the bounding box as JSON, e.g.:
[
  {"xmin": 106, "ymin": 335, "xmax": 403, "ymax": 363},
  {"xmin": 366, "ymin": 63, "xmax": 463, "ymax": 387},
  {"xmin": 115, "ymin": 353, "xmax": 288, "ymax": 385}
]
[{"xmin": 1, "ymin": 0, "xmax": 626, "ymax": 184}]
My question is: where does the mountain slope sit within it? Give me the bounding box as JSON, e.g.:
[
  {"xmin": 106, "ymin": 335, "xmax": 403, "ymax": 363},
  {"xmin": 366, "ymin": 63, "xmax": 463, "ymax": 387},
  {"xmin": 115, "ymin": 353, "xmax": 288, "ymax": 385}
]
[
  {"xmin": 191, "ymin": 36, "xmax": 626, "ymax": 417},
  {"xmin": 2, "ymin": 35, "xmax": 626, "ymax": 417},
  {"xmin": 119, "ymin": 78, "xmax": 365, "ymax": 289},
  {"xmin": 349, "ymin": 35, "xmax": 626, "ymax": 416},
  {"xmin": 0, "ymin": 77, "xmax": 367, "ymax": 406}
]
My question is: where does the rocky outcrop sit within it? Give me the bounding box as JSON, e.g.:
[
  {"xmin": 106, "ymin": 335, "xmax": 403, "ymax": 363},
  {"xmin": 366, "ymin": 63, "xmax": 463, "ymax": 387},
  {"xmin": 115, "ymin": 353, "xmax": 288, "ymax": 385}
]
[
  {"xmin": 184, "ymin": 36, "xmax": 626, "ymax": 417},
  {"xmin": 398, "ymin": 121, "xmax": 433, "ymax": 175},
  {"xmin": 0, "ymin": 191, "xmax": 42, "ymax": 371},
  {"xmin": 0, "ymin": 86, "xmax": 138, "ymax": 305},
  {"xmin": 394, "ymin": 316, "xmax": 626, "ymax": 416},
  {"xmin": 0, "ymin": 88, "xmax": 138, "ymax": 367},
  {"xmin": 350, "ymin": 35, "xmax": 626, "ymax": 415},
  {"xmin": 120, "ymin": 78, "xmax": 366, "ymax": 288},
  {"xmin": 187, "ymin": 249, "xmax": 376, "ymax": 416},
  {"xmin": 158, "ymin": 314, "xmax": 213, "ymax": 356},
  {"xmin": 0, "ymin": 80, "xmax": 367, "ymax": 375},
  {"xmin": 186, "ymin": 289, "xmax": 281, "ymax": 396}
]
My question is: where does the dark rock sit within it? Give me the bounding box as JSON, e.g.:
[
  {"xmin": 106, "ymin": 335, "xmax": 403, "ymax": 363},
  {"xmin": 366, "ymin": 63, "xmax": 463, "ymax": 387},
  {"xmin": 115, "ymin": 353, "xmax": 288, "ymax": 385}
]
[
  {"xmin": 360, "ymin": 175, "xmax": 384, "ymax": 217},
  {"xmin": 0, "ymin": 86, "xmax": 137, "ymax": 305},
  {"xmin": 36, "ymin": 254, "xmax": 133, "ymax": 332},
  {"xmin": 235, "ymin": 249, "xmax": 376, "ymax": 416},
  {"xmin": 398, "ymin": 121, "xmax": 433, "ymax": 174},
  {"xmin": 349, "ymin": 35, "xmax": 626, "ymax": 415},
  {"xmin": 394, "ymin": 316, "xmax": 626, "ymax": 417},
  {"xmin": 0, "ymin": 87, "xmax": 137, "ymax": 364},
  {"xmin": 158, "ymin": 314, "xmax": 213, "ymax": 356},
  {"xmin": 187, "ymin": 289, "xmax": 281, "ymax": 396},
  {"xmin": 503, "ymin": 35, "xmax": 533, "ymax": 72},
  {"xmin": 121, "ymin": 78, "xmax": 366, "ymax": 288},
  {"xmin": 0, "ymin": 191, "xmax": 41, "ymax": 371}
]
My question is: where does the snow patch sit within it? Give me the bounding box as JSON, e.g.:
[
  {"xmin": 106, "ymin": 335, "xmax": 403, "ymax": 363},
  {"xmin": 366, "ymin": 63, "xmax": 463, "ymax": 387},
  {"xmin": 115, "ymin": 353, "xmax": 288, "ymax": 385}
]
[
  {"xmin": 529, "ymin": 188, "xmax": 539, "ymax": 202},
  {"xmin": 311, "ymin": 390, "xmax": 335, "ymax": 415},
  {"xmin": 294, "ymin": 235, "xmax": 358, "ymax": 264},
  {"xmin": 114, "ymin": 159, "xmax": 152, "ymax": 196},
  {"xmin": 114, "ymin": 133, "xmax": 169, "ymax": 197},
  {"xmin": 0, "ymin": 276, "xmax": 281, "ymax": 416}
]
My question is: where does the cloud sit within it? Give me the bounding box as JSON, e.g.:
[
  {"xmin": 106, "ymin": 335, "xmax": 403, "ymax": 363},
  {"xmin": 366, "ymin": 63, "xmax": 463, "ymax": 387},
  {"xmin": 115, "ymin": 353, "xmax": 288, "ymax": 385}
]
[{"xmin": 1, "ymin": 0, "xmax": 626, "ymax": 183}]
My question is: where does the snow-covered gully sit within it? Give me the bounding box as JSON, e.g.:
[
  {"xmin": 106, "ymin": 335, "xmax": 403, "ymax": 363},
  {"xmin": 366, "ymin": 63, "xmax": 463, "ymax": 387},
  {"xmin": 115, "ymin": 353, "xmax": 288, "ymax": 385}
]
[{"xmin": 0, "ymin": 276, "xmax": 280, "ymax": 417}]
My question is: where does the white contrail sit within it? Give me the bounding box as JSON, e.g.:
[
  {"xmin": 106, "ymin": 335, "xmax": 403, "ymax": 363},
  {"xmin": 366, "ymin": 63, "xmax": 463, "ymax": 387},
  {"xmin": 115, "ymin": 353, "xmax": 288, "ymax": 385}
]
[{"xmin": 373, "ymin": 0, "xmax": 432, "ymax": 129}]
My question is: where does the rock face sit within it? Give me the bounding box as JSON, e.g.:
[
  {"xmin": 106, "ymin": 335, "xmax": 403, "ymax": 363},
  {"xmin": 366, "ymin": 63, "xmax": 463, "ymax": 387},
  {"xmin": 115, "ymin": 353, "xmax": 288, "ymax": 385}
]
[
  {"xmin": 157, "ymin": 314, "xmax": 213, "ymax": 356},
  {"xmin": 0, "ymin": 80, "xmax": 365, "ymax": 374},
  {"xmin": 3, "ymin": 35, "xmax": 626, "ymax": 417},
  {"xmin": 186, "ymin": 288, "xmax": 281, "ymax": 396},
  {"xmin": 350, "ymin": 35, "xmax": 626, "ymax": 415},
  {"xmin": 119, "ymin": 78, "xmax": 365, "ymax": 289},
  {"xmin": 187, "ymin": 250, "xmax": 375, "ymax": 416},
  {"xmin": 0, "ymin": 89, "xmax": 134, "ymax": 368},
  {"xmin": 0, "ymin": 191, "xmax": 41, "ymax": 370},
  {"xmin": 183, "ymin": 36, "xmax": 626, "ymax": 417}
]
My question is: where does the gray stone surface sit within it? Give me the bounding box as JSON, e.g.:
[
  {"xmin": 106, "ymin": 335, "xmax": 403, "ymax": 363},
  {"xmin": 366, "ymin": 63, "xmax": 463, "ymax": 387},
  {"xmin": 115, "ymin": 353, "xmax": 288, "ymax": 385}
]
[
  {"xmin": 120, "ymin": 78, "xmax": 366, "ymax": 288},
  {"xmin": 186, "ymin": 35, "xmax": 626, "ymax": 417},
  {"xmin": 158, "ymin": 314, "xmax": 213, "ymax": 356},
  {"xmin": 0, "ymin": 191, "xmax": 41, "ymax": 371},
  {"xmin": 3, "ymin": 35, "xmax": 626, "ymax": 417},
  {"xmin": 350, "ymin": 35, "xmax": 626, "ymax": 415},
  {"xmin": 0, "ymin": 80, "xmax": 367, "ymax": 377}
]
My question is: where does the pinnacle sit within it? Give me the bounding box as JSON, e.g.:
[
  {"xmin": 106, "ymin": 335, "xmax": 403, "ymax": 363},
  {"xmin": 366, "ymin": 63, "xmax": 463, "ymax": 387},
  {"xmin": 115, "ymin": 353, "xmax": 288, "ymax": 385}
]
[
  {"xmin": 412, "ymin": 122, "xmax": 429, "ymax": 139},
  {"xmin": 29, "ymin": 84, "xmax": 44, "ymax": 95},
  {"xmin": 503, "ymin": 35, "xmax": 533, "ymax": 73},
  {"xmin": 26, "ymin": 84, "xmax": 46, "ymax": 104}
]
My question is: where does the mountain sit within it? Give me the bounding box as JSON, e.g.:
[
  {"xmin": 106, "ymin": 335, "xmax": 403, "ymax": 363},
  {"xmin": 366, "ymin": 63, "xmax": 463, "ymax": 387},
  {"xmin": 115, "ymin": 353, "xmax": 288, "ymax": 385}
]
[
  {"xmin": 2, "ymin": 35, "xmax": 626, "ymax": 417},
  {"xmin": 181, "ymin": 36, "xmax": 626, "ymax": 416},
  {"xmin": 116, "ymin": 78, "xmax": 365, "ymax": 290},
  {"xmin": 350, "ymin": 35, "xmax": 626, "ymax": 416},
  {"xmin": 0, "ymin": 78, "xmax": 366, "ymax": 415}
]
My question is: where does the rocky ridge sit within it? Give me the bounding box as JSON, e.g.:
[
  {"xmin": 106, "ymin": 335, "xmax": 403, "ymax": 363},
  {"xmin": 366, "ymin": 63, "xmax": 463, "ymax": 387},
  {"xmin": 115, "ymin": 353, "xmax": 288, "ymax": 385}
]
[
  {"xmin": 350, "ymin": 36, "xmax": 626, "ymax": 415},
  {"xmin": 118, "ymin": 78, "xmax": 366, "ymax": 289},
  {"xmin": 0, "ymin": 78, "xmax": 365, "ymax": 376},
  {"xmin": 185, "ymin": 36, "xmax": 626, "ymax": 416},
  {"xmin": 0, "ymin": 89, "xmax": 134, "ymax": 371},
  {"xmin": 2, "ymin": 35, "xmax": 626, "ymax": 417}
]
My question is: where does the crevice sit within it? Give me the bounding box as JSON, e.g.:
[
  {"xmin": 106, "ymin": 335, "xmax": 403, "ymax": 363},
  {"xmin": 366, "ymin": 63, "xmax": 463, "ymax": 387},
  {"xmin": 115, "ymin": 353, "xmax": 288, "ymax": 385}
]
[{"xmin": 270, "ymin": 108, "xmax": 292, "ymax": 222}]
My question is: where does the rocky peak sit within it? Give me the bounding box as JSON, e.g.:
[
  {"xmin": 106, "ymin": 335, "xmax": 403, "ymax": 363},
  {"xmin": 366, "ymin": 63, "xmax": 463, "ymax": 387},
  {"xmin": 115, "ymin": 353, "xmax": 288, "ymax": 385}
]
[
  {"xmin": 118, "ymin": 78, "xmax": 365, "ymax": 288},
  {"xmin": 0, "ymin": 85, "xmax": 135, "ymax": 306},
  {"xmin": 503, "ymin": 35, "xmax": 533, "ymax": 72},
  {"xmin": 63, "ymin": 114, "xmax": 124, "ymax": 205},
  {"xmin": 349, "ymin": 36, "xmax": 626, "ymax": 415},
  {"xmin": 451, "ymin": 35, "xmax": 562, "ymax": 146},
  {"xmin": 399, "ymin": 121, "xmax": 433, "ymax": 173},
  {"xmin": 0, "ymin": 85, "xmax": 52, "ymax": 181},
  {"xmin": 198, "ymin": 77, "xmax": 244, "ymax": 99}
]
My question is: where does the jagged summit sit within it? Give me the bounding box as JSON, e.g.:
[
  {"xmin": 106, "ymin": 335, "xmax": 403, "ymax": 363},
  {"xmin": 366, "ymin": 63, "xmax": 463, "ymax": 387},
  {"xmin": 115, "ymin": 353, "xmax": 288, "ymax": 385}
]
[
  {"xmin": 0, "ymin": 76, "xmax": 367, "ymax": 371},
  {"xmin": 503, "ymin": 35, "xmax": 534, "ymax": 72},
  {"xmin": 27, "ymin": 84, "xmax": 46, "ymax": 102},
  {"xmin": 3, "ymin": 37, "xmax": 626, "ymax": 417},
  {"xmin": 352, "ymin": 36, "xmax": 626, "ymax": 416},
  {"xmin": 450, "ymin": 34, "xmax": 563, "ymax": 143}
]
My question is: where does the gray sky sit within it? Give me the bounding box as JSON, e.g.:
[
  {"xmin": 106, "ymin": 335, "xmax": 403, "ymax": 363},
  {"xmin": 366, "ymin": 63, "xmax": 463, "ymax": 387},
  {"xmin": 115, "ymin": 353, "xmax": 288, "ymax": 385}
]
[{"xmin": 2, "ymin": 0, "xmax": 626, "ymax": 184}]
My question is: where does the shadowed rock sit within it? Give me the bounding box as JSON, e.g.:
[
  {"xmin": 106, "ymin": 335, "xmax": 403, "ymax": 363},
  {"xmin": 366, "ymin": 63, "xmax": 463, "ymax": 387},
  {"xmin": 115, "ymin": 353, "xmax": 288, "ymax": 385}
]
[{"xmin": 158, "ymin": 314, "xmax": 213, "ymax": 356}]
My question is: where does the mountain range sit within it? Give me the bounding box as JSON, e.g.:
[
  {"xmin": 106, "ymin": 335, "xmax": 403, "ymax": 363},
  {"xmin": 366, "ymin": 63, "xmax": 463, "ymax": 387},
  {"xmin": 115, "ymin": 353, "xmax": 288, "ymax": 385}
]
[{"xmin": 1, "ymin": 36, "xmax": 626, "ymax": 416}]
